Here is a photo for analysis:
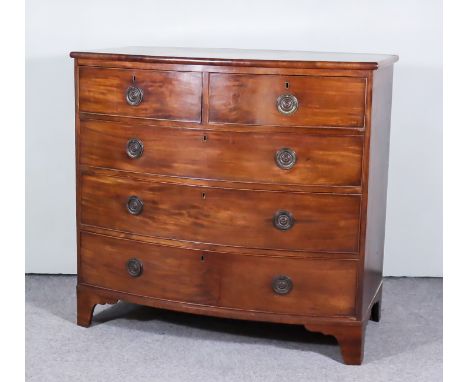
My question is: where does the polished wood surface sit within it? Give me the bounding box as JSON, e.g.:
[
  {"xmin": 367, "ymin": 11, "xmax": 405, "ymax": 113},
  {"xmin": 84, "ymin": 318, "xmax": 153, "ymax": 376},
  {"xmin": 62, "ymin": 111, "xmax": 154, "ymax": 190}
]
[
  {"xmin": 79, "ymin": 67, "xmax": 202, "ymax": 122},
  {"xmin": 72, "ymin": 47, "xmax": 397, "ymax": 365},
  {"xmin": 76, "ymin": 285, "xmax": 117, "ymax": 327},
  {"xmin": 71, "ymin": 47, "xmax": 398, "ymax": 70},
  {"xmin": 305, "ymin": 322, "xmax": 365, "ymax": 365},
  {"xmin": 80, "ymin": 232, "xmax": 219, "ymax": 305},
  {"xmin": 216, "ymin": 250, "xmax": 357, "ymax": 317},
  {"xmin": 209, "ymin": 73, "xmax": 366, "ymax": 127},
  {"xmin": 360, "ymin": 65, "xmax": 394, "ymax": 319},
  {"xmin": 80, "ymin": 119, "xmax": 364, "ymax": 187},
  {"xmin": 81, "ymin": 172, "xmax": 361, "ymax": 253},
  {"xmin": 80, "ymin": 232, "xmax": 358, "ymax": 316}
]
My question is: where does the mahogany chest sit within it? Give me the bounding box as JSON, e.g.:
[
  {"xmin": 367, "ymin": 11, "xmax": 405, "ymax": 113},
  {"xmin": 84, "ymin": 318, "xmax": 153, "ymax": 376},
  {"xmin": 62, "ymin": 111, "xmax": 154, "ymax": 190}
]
[{"xmin": 70, "ymin": 47, "xmax": 398, "ymax": 365}]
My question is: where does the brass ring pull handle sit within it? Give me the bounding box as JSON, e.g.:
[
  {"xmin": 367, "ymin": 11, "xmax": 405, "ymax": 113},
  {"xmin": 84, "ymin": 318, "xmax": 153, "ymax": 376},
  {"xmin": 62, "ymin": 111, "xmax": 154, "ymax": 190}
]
[
  {"xmin": 272, "ymin": 275, "xmax": 293, "ymax": 295},
  {"xmin": 126, "ymin": 86, "xmax": 144, "ymax": 106},
  {"xmin": 273, "ymin": 210, "xmax": 295, "ymax": 231},
  {"xmin": 127, "ymin": 195, "xmax": 144, "ymax": 215},
  {"xmin": 275, "ymin": 148, "xmax": 296, "ymax": 170},
  {"xmin": 126, "ymin": 138, "xmax": 144, "ymax": 159},
  {"xmin": 276, "ymin": 94, "xmax": 298, "ymax": 115},
  {"xmin": 126, "ymin": 258, "xmax": 143, "ymax": 277}
]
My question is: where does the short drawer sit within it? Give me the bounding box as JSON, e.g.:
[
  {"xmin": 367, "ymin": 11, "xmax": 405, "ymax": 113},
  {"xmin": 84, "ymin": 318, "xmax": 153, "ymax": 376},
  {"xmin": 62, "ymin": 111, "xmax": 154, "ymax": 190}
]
[
  {"xmin": 80, "ymin": 120, "xmax": 364, "ymax": 187},
  {"xmin": 78, "ymin": 67, "xmax": 202, "ymax": 122},
  {"xmin": 80, "ymin": 232, "xmax": 220, "ymax": 305},
  {"xmin": 80, "ymin": 232, "xmax": 358, "ymax": 317},
  {"xmin": 81, "ymin": 173, "xmax": 361, "ymax": 253},
  {"xmin": 218, "ymin": 252, "xmax": 358, "ymax": 317},
  {"xmin": 209, "ymin": 73, "xmax": 366, "ymax": 128}
]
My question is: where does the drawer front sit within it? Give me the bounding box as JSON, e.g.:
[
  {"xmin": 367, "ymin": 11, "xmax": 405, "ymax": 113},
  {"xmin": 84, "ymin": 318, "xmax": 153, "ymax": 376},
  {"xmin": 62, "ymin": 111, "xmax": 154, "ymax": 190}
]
[
  {"xmin": 81, "ymin": 174, "xmax": 361, "ymax": 253},
  {"xmin": 80, "ymin": 232, "xmax": 357, "ymax": 316},
  {"xmin": 78, "ymin": 67, "xmax": 202, "ymax": 122},
  {"xmin": 80, "ymin": 120, "xmax": 363, "ymax": 187},
  {"xmin": 209, "ymin": 73, "xmax": 366, "ymax": 127},
  {"xmin": 80, "ymin": 232, "xmax": 220, "ymax": 304},
  {"xmin": 218, "ymin": 253, "xmax": 357, "ymax": 316}
]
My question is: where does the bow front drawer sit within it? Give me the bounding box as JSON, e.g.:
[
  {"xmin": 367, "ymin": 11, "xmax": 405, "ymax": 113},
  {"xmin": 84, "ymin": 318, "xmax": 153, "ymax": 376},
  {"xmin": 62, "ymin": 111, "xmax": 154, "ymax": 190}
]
[
  {"xmin": 208, "ymin": 73, "xmax": 367, "ymax": 128},
  {"xmin": 80, "ymin": 120, "xmax": 364, "ymax": 187},
  {"xmin": 80, "ymin": 232, "xmax": 220, "ymax": 305},
  {"xmin": 80, "ymin": 232, "xmax": 358, "ymax": 317},
  {"xmin": 80, "ymin": 173, "xmax": 361, "ymax": 253},
  {"xmin": 78, "ymin": 67, "xmax": 202, "ymax": 122}
]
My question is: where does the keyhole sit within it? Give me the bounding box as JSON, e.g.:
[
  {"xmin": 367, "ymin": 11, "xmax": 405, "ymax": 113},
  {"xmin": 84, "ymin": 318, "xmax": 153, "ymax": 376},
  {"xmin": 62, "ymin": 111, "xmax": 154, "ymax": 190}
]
[
  {"xmin": 202, "ymin": 134, "xmax": 208, "ymax": 142},
  {"xmin": 201, "ymin": 192, "xmax": 206, "ymax": 199},
  {"xmin": 200, "ymin": 255, "xmax": 205, "ymax": 262},
  {"xmin": 132, "ymin": 74, "xmax": 136, "ymax": 83},
  {"xmin": 285, "ymin": 81, "xmax": 289, "ymax": 89}
]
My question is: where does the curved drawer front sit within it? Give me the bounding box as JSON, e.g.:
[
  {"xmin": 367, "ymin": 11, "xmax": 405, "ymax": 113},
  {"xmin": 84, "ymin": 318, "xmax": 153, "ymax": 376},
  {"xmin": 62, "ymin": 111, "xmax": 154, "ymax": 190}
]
[
  {"xmin": 81, "ymin": 120, "xmax": 363, "ymax": 187},
  {"xmin": 209, "ymin": 73, "xmax": 366, "ymax": 128},
  {"xmin": 80, "ymin": 232, "xmax": 220, "ymax": 305},
  {"xmin": 81, "ymin": 174, "xmax": 361, "ymax": 253},
  {"xmin": 78, "ymin": 67, "xmax": 202, "ymax": 122},
  {"xmin": 80, "ymin": 232, "xmax": 358, "ymax": 317},
  {"xmin": 218, "ymin": 252, "xmax": 357, "ymax": 316}
]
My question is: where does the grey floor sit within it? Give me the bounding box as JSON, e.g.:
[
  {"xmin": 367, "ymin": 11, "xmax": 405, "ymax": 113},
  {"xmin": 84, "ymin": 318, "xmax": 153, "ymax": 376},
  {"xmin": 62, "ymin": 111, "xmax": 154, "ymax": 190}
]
[{"xmin": 26, "ymin": 276, "xmax": 442, "ymax": 382}]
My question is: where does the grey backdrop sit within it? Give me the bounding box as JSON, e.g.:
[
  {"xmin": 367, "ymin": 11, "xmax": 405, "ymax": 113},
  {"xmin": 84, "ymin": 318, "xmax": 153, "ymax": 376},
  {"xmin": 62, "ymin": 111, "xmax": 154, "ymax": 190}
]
[{"xmin": 26, "ymin": 0, "xmax": 442, "ymax": 276}]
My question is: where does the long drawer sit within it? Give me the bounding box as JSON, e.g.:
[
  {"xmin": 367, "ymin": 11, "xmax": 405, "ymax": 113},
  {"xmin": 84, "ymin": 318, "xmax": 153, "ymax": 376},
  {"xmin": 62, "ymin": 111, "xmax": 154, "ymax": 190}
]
[
  {"xmin": 78, "ymin": 67, "xmax": 202, "ymax": 122},
  {"xmin": 80, "ymin": 120, "xmax": 364, "ymax": 187},
  {"xmin": 80, "ymin": 232, "xmax": 358, "ymax": 317},
  {"xmin": 209, "ymin": 73, "xmax": 367, "ymax": 128},
  {"xmin": 81, "ymin": 173, "xmax": 361, "ymax": 253}
]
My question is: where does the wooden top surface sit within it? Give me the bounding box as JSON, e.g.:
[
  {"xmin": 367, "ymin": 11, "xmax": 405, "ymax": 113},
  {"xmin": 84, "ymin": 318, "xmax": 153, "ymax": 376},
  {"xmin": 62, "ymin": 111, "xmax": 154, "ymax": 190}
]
[{"xmin": 70, "ymin": 47, "xmax": 398, "ymax": 70}]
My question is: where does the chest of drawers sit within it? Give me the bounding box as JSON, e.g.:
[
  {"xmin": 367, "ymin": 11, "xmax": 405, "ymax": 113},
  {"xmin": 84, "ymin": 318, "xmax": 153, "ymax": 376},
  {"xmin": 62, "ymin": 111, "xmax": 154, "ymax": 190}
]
[{"xmin": 70, "ymin": 47, "xmax": 397, "ymax": 365}]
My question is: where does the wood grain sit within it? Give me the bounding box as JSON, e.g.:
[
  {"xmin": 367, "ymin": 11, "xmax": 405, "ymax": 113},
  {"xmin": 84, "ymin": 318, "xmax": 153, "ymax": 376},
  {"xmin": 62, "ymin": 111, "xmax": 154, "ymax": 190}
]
[
  {"xmin": 79, "ymin": 67, "xmax": 202, "ymax": 122},
  {"xmin": 80, "ymin": 119, "xmax": 364, "ymax": 187},
  {"xmin": 209, "ymin": 73, "xmax": 366, "ymax": 127},
  {"xmin": 80, "ymin": 173, "xmax": 362, "ymax": 253},
  {"xmin": 70, "ymin": 47, "xmax": 398, "ymax": 70},
  {"xmin": 80, "ymin": 232, "xmax": 358, "ymax": 316},
  {"xmin": 360, "ymin": 65, "xmax": 394, "ymax": 319},
  {"xmin": 72, "ymin": 48, "xmax": 397, "ymax": 365}
]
